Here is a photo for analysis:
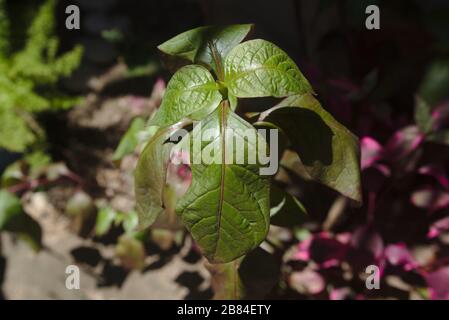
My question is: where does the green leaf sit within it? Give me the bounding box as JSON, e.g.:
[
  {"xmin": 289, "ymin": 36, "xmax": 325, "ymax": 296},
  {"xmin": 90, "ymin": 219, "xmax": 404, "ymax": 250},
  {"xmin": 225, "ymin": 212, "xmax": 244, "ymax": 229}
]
[
  {"xmin": 95, "ymin": 207, "xmax": 117, "ymax": 237},
  {"xmin": 135, "ymin": 123, "xmax": 186, "ymax": 229},
  {"xmin": 419, "ymin": 59, "xmax": 449, "ymax": 106},
  {"xmin": 176, "ymin": 103, "xmax": 270, "ymax": 263},
  {"xmin": 0, "ymin": 108, "xmax": 36, "ymax": 152},
  {"xmin": 121, "ymin": 210, "xmax": 139, "ymax": 235},
  {"xmin": 148, "ymin": 65, "xmax": 222, "ymax": 127},
  {"xmin": 115, "ymin": 235, "xmax": 145, "ymax": 270},
  {"xmin": 112, "ymin": 117, "xmax": 146, "ymax": 161},
  {"xmin": 0, "ymin": 190, "xmax": 42, "ymax": 250},
  {"xmin": 270, "ymin": 185, "xmax": 308, "ymax": 227},
  {"xmin": 224, "ymin": 39, "xmax": 313, "ymax": 98},
  {"xmin": 427, "ymin": 130, "xmax": 449, "ymax": 146},
  {"xmin": 228, "ymin": 93, "xmax": 238, "ymax": 111},
  {"xmin": 414, "ymin": 96, "xmax": 433, "ymax": 133},
  {"xmin": 158, "ymin": 24, "xmax": 252, "ymax": 74},
  {"xmin": 66, "ymin": 191, "xmax": 95, "ymax": 218},
  {"xmin": 1, "ymin": 161, "xmax": 24, "ymax": 188},
  {"xmin": 261, "ymin": 93, "xmax": 362, "ymax": 203},
  {"xmin": 0, "ymin": 0, "xmax": 10, "ymax": 57},
  {"xmin": 0, "ymin": 190, "xmax": 23, "ymax": 229}
]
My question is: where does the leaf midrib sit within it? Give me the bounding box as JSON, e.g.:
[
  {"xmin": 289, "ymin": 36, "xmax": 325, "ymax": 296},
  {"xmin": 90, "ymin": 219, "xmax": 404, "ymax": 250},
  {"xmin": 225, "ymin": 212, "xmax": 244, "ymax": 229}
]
[{"xmin": 213, "ymin": 102, "xmax": 227, "ymax": 259}]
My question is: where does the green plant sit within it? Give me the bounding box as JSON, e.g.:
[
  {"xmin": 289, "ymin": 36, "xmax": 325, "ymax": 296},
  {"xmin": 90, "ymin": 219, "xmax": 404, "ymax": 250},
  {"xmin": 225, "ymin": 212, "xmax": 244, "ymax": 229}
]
[
  {"xmin": 0, "ymin": 190, "xmax": 41, "ymax": 251},
  {"xmin": 0, "ymin": 0, "xmax": 83, "ymax": 152},
  {"xmin": 135, "ymin": 25, "xmax": 361, "ymax": 265}
]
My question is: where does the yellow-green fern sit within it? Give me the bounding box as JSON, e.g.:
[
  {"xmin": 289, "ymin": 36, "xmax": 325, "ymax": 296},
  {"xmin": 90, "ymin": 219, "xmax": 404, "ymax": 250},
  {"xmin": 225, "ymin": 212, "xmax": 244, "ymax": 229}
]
[{"xmin": 0, "ymin": 0, "xmax": 83, "ymax": 152}]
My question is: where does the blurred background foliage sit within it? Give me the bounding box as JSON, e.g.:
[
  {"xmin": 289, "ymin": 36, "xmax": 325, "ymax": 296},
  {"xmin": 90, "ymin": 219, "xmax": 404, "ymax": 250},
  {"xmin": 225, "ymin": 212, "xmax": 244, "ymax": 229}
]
[{"xmin": 0, "ymin": 0, "xmax": 449, "ymax": 300}]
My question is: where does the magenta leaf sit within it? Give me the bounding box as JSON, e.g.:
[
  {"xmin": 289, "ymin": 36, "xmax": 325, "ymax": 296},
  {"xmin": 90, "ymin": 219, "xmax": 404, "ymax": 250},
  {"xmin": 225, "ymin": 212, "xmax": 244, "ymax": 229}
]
[
  {"xmin": 384, "ymin": 125, "xmax": 424, "ymax": 162},
  {"xmin": 384, "ymin": 243, "xmax": 419, "ymax": 271},
  {"xmin": 361, "ymin": 136, "xmax": 383, "ymax": 170},
  {"xmin": 418, "ymin": 165, "xmax": 449, "ymax": 190},
  {"xmin": 425, "ymin": 266, "xmax": 449, "ymax": 300},
  {"xmin": 428, "ymin": 216, "xmax": 449, "ymax": 239},
  {"xmin": 431, "ymin": 101, "xmax": 449, "ymax": 131}
]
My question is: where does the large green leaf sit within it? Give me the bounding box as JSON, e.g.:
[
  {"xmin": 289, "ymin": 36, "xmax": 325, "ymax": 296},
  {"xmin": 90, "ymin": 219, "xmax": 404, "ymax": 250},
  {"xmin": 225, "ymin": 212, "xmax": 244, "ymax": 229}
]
[
  {"xmin": 148, "ymin": 65, "xmax": 222, "ymax": 127},
  {"xmin": 260, "ymin": 93, "xmax": 362, "ymax": 203},
  {"xmin": 224, "ymin": 39, "xmax": 313, "ymax": 98},
  {"xmin": 135, "ymin": 122, "xmax": 186, "ymax": 229},
  {"xmin": 176, "ymin": 103, "xmax": 270, "ymax": 263},
  {"xmin": 158, "ymin": 24, "xmax": 252, "ymax": 75}
]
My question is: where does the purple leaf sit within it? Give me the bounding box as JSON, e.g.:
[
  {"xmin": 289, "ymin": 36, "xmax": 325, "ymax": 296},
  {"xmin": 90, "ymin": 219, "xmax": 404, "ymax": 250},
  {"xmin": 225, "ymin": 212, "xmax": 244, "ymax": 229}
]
[
  {"xmin": 431, "ymin": 101, "xmax": 449, "ymax": 131},
  {"xmin": 425, "ymin": 266, "xmax": 449, "ymax": 300},
  {"xmin": 350, "ymin": 226, "xmax": 384, "ymax": 260},
  {"xmin": 361, "ymin": 136, "xmax": 383, "ymax": 170},
  {"xmin": 293, "ymin": 232, "xmax": 349, "ymax": 268},
  {"xmin": 289, "ymin": 269, "xmax": 325, "ymax": 295},
  {"xmin": 347, "ymin": 226, "xmax": 384, "ymax": 272},
  {"xmin": 384, "ymin": 125, "xmax": 424, "ymax": 162},
  {"xmin": 411, "ymin": 188, "xmax": 449, "ymax": 212},
  {"xmin": 384, "ymin": 243, "xmax": 419, "ymax": 271},
  {"xmin": 418, "ymin": 165, "xmax": 449, "ymax": 190},
  {"xmin": 428, "ymin": 216, "xmax": 449, "ymax": 239},
  {"xmin": 329, "ymin": 287, "xmax": 352, "ymax": 300}
]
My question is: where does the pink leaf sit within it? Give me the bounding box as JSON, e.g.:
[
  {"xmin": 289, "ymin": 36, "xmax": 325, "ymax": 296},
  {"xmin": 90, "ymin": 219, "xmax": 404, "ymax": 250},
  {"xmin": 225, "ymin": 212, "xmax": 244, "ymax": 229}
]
[
  {"xmin": 384, "ymin": 243, "xmax": 419, "ymax": 271},
  {"xmin": 289, "ymin": 269, "xmax": 325, "ymax": 295},
  {"xmin": 425, "ymin": 266, "xmax": 449, "ymax": 300},
  {"xmin": 428, "ymin": 216, "xmax": 449, "ymax": 239},
  {"xmin": 361, "ymin": 136, "xmax": 383, "ymax": 170},
  {"xmin": 384, "ymin": 125, "xmax": 424, "ymax": 162},
  {"xmin": 418, "ymin": 165, "xmax": 449, "ymax": 190},
  {"xmin": 431, "ymin": 101, "xmax": 449, "ymax": 131},
  {"xmin": 411, "ymin": 188, "xmax": 449, "ymax": 212}
]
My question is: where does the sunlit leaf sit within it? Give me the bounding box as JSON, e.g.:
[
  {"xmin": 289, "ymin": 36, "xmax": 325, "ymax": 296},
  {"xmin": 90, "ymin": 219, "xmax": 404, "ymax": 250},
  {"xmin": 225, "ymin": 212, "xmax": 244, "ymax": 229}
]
[
  {"xmin": 148, "ymin": 65, "xmax": 222, "ymax": 127},
  {"xmin": 176, "ymin": 103, "xmax": 270, "ymax": 263},
  {"xmin": 95, "ymin": 207, "xmax": 117, "ymax": 237},
  {"xmin": 158, "ymin": 24, "xmax": 252, "ymax": 74},
  {"xmin": 112, "ymin": 117, "xmax": 146, "ymax": 161},
  {"xmin": 115, "ymin": 235, "xmax": 145, "ymax": 270},
  {"xmin": 0, "ymin": 190, "xmax": 42, "ymax": 250},
  {"xmin": 135, "ymin": 122, "xmax": 186, "ymax": 229},
  {"xmin": 224, "ymin": 39, "xmax": 312, "ymax": 98}
]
